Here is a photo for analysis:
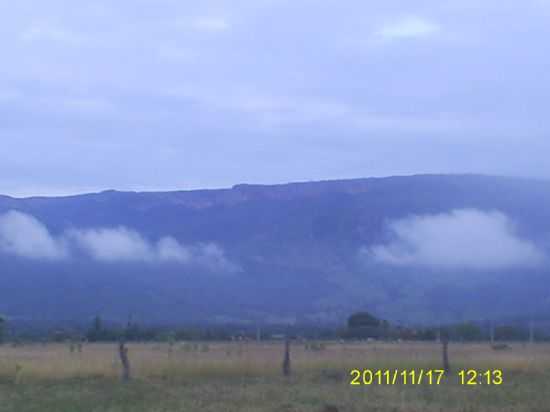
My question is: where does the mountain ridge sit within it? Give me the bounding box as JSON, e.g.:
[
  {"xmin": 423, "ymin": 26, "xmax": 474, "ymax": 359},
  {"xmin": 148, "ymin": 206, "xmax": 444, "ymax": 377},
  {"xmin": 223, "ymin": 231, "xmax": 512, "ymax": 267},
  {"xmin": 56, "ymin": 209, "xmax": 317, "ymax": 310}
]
[
  {"xmin": 3, "ymin": 173, "xmax": 542, "ymax": 201},
  {"xmin": 1, "ymin": 173, "xmax": 550, "ymax": 325}
]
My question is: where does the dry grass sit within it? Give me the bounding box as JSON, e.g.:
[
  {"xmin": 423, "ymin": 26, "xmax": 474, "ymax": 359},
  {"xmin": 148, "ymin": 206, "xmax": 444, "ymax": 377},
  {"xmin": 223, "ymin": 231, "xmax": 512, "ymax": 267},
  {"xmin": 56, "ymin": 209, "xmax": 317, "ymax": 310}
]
[
  {"xmin": 1, "ymin": 341, "xmax": 549, "ymax": 411},
  {"xmin": 1, "ymin": 341, "xmax": 548, "ymax": 381}
]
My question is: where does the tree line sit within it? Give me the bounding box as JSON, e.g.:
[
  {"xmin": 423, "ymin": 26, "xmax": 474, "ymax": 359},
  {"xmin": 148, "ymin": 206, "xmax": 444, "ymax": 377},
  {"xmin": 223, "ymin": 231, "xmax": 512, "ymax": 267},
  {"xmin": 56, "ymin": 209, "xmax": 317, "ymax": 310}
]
[{"xmin": 0, "ymin": 312, "xmax": 547, "ymax": 344}]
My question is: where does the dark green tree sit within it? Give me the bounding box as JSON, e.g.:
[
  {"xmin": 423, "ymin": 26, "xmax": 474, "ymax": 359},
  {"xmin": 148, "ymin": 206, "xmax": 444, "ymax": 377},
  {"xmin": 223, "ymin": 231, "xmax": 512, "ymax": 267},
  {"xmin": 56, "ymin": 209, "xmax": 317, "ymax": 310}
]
[
  {"xmin": 495, "ymin": 325, "xmax": 524, "ymax": 341},
  {"xmin": 86, "ymin": 315, "xmax": 104, "ymax": 342},
  {"xmin": 453, "ymin": 322, "xmax": 483, "ymax": 341},
  {"xmin": 347, "ymin": 312, "xmax": 382, "ymax": 329},
  {"xmin": 345, "ymin": 311, "xmax": 388, "ymax": 339},
  {"xmin": 0, "ymin": 315, "xmax": 5, "ymax": 344}
]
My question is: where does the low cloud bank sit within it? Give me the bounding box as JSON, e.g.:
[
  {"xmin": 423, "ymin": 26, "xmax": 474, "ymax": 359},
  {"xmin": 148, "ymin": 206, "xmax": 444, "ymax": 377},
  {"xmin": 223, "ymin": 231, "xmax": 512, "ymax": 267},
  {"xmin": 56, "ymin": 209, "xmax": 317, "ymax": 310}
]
[
  {"xmin": 0, "ymin": 211, "xmax": 68, "ymax": 260},
  {"xmin": 0, "ymin": 210, "xmax": 238, "ymax": 272},
  {"xmin": 364, "ymin": 209, "xmax": 544, "ymax": 270}
]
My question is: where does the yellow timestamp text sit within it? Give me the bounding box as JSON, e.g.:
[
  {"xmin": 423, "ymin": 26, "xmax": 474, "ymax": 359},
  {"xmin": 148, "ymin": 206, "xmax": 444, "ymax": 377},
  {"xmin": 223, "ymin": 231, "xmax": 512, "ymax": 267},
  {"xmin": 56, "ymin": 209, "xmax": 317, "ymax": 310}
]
[
  {"xmin": 349, "ymin": 369, "xmax": 503, "ymax": 386},
  {"xmin": 458, "ymin": 369, "xmax": 503, "ymax": 385}
]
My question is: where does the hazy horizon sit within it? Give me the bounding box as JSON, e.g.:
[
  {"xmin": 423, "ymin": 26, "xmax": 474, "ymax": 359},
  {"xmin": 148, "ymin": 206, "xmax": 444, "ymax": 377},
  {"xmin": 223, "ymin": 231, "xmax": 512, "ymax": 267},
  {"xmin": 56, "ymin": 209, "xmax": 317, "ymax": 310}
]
[{"xmin": 3, "ymin": 172, "xmax": 548, "ymax": 199}]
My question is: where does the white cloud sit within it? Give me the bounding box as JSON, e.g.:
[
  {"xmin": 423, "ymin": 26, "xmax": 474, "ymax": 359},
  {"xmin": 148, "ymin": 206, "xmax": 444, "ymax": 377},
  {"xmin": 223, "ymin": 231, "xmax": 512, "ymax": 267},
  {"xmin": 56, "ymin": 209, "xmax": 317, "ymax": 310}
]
[
  {"xmin": 0, "ymin": 210, "xmax": 67, "ymax": 260},
  {"xmin": 20, "ymin": 25, "xmax": 90, "ymax": 46},
  {"xmin": 67, "ymin": 227, "xmax": 238, "ymax": 271},
  {"xmin": 172, "ymin": 16, "xmax": 230, "ymax": 33},
  {"xmin": 0, "ymin": 211, "xmax": 237, "ymax": 271},
  {"xmin": 157, "ymin": 45, "xmax": 196, "ymax": 62},
  {"xmin": 375, "ymin": 16, "xmax": 440, "ymax": 40},
  {"xmin": 191, "ymin": 242, "xmax": 241, "ymax": 273},
  {"xmin": 0, "ymin": 89, "xmax": 23, "ymax": 102},
  {"xmin": 66, "ymin": 227, "xmax": 154, "ymax": 262},
  {"xmin": 192, "ymin": 17, "xmax": 230, "ymax": 32},
  {"xmin": 157, "ymin": 236, "xmax": 192, "ymax": 263},
  {"xmin": 365, "ymin": 209, "xmax": 544, "ymax": 270},
  {"xmin": 57, "ymin": 97, "xmax": 116, "ymax": 115}
]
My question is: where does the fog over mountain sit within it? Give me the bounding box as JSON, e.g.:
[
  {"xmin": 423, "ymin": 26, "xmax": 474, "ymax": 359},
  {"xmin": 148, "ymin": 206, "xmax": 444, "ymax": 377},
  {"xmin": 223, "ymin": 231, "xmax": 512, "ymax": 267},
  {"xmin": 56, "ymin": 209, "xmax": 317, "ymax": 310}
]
[{"xmin": 1, "ymin": 174, "xmax": 550, "ymax": 325}]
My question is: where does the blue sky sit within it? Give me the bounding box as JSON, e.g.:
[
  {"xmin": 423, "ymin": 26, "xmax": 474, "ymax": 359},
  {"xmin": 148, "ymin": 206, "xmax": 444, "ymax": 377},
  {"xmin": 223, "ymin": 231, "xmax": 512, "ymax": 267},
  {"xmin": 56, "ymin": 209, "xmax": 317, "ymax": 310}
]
[{"xmin": 1, "ymin": 0, "xmax": 549, "ymax": 197}]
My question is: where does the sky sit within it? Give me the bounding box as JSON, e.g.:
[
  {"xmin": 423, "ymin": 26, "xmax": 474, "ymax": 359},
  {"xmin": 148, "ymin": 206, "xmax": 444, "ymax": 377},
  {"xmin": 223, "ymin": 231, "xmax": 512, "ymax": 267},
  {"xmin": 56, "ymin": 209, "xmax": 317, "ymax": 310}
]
[{"xmin": 1, "ymin": 0, "xmax": 550, "ymax": 197}]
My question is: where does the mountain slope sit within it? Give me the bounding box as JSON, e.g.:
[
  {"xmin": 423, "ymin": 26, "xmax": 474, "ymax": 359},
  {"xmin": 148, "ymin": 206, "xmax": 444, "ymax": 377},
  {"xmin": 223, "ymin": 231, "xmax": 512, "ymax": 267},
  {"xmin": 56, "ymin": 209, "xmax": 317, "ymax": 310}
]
[{"xmin": 1, "ymin": 174, "xmax": 550, "ymax": 325}]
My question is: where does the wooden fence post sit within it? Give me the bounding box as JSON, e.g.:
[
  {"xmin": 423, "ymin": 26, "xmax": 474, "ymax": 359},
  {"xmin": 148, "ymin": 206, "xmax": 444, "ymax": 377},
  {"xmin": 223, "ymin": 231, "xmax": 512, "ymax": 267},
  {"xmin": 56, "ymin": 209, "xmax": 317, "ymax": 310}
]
[
  {"xmin": 441, "ymin": 332, "xmax": 450, "ymax": 373},
  {"xmin": 118, "ymin": 340, "xmax": 131, "ymax": 382},
  {"xmin": 282, "ymin": 336, "xmax": 291, "ymax": 377}
]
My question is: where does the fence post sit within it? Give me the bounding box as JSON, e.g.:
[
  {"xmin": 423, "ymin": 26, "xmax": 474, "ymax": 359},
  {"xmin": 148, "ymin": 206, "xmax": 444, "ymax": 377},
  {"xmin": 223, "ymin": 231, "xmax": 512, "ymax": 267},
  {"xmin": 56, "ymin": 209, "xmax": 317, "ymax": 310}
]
[
  {"xmin": 441, "ymin": 332, "xmax": 450, "ymax": 373},
  {"xmin": 282, "ymin": 336, "xmax": 291, "ymax": 377},
  {"xmin": 118, "ymin": 340, "xmax": 131, "ymax": 382}
]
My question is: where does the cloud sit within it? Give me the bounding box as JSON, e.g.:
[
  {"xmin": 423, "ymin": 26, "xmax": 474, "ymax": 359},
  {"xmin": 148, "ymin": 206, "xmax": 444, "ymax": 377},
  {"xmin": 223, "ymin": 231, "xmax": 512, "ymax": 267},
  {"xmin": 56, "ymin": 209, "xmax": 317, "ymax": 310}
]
[
  {"xmin": 0, "ymin": 211, "xmax": 238, "ymax": 271},
  {"xmin": 375, "ymin": 16, "xmax": 440, "ymax": 40},
  {"xmin": 365, "ymin": 209, "xmax": 544, "ymax": 270},
  {"xmin": 20, "ymin": 25, "xmax": 90, "ymax": 46},
  {"xmin": 157, "ymin": 45, "xmax": 196, "ymax": 62},
  {"xmin": 66, "ymin": 227, "xmax": 239, "ymax": 271},
  {"xmin": 57, "ymin": 97, "xmax": 116, "ymax": 115},
  {"xmin": 157, "ymin": 236, "xmax": 192, "ymax": 263},
  {"xmin": 192, "ymin": 17, "xmax": 230, "ymax": 32},
  {"xmin": 189, "ymin": 243, "xmax": 241, "ymax": 273},
  {"xmin": 66, "ymin": 227, "xmax": 154, "ymax": 262},
  {"xmin": 0, "ymin": 210, "xmax": 67, "ymax": 260},
  {"xmin": 0, "ymin": 89, "xmax": 23, "ymax": 102},
  {"xmin": 172, "ymin": 17, "xmax": 230, "ymax": 33},
  {"xmin": 4, "ymin": 1, "xmax": 550, "ymax": 193}
]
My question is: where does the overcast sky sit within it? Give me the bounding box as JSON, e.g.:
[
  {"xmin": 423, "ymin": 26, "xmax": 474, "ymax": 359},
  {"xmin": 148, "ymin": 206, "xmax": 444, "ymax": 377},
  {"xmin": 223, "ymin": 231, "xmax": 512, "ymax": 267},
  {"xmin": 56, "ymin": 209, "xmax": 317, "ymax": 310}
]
[{"xmin": 1, "ymin": 0, "xmax": 549, "ymax": 197}]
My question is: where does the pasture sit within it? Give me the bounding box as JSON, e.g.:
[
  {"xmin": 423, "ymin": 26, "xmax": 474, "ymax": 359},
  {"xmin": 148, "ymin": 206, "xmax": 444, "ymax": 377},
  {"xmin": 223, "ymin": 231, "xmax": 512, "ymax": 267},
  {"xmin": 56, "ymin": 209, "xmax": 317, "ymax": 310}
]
[{"xmin": 0, "ymin": 341, "xmax": 549, "ymax": 411}]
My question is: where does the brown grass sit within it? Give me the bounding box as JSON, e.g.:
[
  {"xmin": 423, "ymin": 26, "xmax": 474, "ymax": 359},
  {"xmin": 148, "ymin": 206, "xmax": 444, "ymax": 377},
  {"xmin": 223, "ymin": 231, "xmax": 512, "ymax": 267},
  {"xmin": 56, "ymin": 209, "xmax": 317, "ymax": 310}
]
[
  {"xmin": 1, "ymin": 341, "xmax": 549, "ymax": 411},
  {"xmin": 1, "ymin": 340, "xmax": 549, "ymax": 381}
]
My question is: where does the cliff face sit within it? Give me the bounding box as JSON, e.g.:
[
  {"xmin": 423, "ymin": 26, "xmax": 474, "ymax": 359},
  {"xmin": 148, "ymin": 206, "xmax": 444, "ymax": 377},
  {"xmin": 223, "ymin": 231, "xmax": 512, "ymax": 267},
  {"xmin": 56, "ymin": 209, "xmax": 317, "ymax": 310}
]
[{"xmin": 1, "ymin": 174, "xmax": 550, "ymax": 325}]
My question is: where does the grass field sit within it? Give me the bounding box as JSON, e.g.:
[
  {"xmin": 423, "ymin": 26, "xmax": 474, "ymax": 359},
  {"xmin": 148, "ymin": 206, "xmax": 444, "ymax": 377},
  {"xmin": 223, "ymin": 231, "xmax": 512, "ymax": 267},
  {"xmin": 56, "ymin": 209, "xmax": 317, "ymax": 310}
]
[{"xmin": 1, "ymin": 341, "xmax": 549, "ymax": 411}]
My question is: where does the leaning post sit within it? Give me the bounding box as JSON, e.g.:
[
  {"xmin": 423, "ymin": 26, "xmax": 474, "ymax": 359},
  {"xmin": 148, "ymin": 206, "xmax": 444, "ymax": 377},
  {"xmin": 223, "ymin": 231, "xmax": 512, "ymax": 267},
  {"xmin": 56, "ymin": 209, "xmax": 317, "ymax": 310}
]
[{"xmin": 118, "ymin": 339, "xmax": 131, "ymax": 382}]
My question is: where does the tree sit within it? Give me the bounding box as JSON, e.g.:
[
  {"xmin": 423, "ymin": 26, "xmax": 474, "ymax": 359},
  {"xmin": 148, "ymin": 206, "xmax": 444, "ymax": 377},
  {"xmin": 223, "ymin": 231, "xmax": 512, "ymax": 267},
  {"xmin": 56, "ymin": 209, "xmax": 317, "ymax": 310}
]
[
  {"xmin": 0, "ymin": 315, "xmax": 5, "ymax": 344},
  {"xmin": 495, "ymin": 325, "xmax": 524, "ymax": 341},
  {"xmin": 347, "ymin": 312, "xmax": 382, "ymax": 329},
  {"xmin": 87, "ymin": 315, "xmax": 105, "ymax": 342},
  {"xmin": 124, "ymin": 317, "xmax": 142, "ymax": 341},
  {"xmin": 453, "ymin": 322, "xmax": 483, "ymax": 341},
  {"xmin": 345, "ymin": 311, "xmax": 387, "ymax": 339}
]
